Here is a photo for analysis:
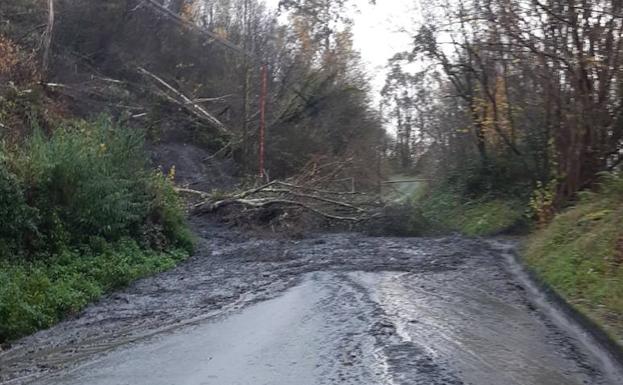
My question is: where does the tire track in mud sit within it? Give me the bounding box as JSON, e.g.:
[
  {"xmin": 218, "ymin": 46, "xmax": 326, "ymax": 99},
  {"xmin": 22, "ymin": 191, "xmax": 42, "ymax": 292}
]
[{"xmin": 1, "ymin": 218, "xmax": 621, "ymax": 384}]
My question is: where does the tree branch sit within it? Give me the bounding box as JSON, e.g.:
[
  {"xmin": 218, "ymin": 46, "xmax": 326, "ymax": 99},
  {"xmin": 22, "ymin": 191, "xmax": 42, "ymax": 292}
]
[{"xmin": 137, "ymin": 66, "xmax": 230, "ymax": 134}]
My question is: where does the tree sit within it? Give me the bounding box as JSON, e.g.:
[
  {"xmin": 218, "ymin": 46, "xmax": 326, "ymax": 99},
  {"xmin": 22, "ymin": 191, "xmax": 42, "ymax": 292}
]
[{"xmin": 390, "ymin": 0, "xmax": 623, "ymax": 205}]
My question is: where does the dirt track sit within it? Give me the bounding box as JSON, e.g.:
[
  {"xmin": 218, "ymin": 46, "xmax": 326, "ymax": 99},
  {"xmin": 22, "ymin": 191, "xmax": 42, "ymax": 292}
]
[{"xmin": 1, "ymin": 217, "xmax": 622, "ymax": 384}]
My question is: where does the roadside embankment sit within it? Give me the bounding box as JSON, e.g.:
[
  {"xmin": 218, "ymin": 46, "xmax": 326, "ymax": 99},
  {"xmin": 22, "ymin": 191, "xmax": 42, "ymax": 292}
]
[{"xmin": 523, "ymin": 174, "xmax": 623, "ymax": 347}]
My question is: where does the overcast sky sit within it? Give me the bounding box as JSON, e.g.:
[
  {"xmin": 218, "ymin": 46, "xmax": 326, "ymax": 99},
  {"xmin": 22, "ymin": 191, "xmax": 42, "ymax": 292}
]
[
  {"xmin": 264, "ymin": 0, "xmax": 419, "ymax": 102},
  {"xmin": 350, "ymin": 1, "xmax": 419, "ymax": 97}
]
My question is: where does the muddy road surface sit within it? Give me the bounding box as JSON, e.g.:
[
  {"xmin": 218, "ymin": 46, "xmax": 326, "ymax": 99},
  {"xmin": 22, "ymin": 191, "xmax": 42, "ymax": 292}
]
[{"xmin": 1, "ymin": 219, "xmax": 622, "ymax": 385}]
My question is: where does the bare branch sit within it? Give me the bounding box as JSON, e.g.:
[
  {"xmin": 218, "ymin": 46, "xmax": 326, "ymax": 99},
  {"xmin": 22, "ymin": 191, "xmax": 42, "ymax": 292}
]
[
  {"xmin": 174, "ymin": 188, "xmax": 211, "ymax": 199},
  {"xmin": 259, "ymin": 189, "xmax": 366, "ymax": 212},
  {"xmin": 137, "ymin": 66, "xmax": 230, "ymax": 134},
  {"xmin": 191, "ymin": 95, "xmax": 235, "ymax": 104},
  {"xmin": 198, "ymin": 198, "xmax": 364, "ymax": 222}
]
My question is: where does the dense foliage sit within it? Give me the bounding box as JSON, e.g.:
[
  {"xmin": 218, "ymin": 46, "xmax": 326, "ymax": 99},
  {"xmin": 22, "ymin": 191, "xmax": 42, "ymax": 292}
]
[
  {"xmin": 384, "ymin": 0, "xmax": 623, "ymax": 215},
  {"xmin": 1, "ymin": 118, "xmax": 192, "ymax": 257},
  {"xmin": 414, "ymin": 187, "xmax": 526, "ymax": 236},
  {"xmin": 0, "ymin": 118, "xmax": 192, "ymax": 342}
]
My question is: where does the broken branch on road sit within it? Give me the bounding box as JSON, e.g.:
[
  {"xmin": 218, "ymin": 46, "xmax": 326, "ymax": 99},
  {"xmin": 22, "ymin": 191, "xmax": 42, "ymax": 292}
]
[{"xmin": 177, "ymin": 179, "xmax": 376, "ymax": 224}]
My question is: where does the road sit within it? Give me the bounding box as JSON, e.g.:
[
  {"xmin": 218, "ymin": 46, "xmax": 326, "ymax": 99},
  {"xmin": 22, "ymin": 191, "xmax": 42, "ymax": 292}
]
[{"xmin": 1, "ymin": 220, "xmax": 622, "ymax": 384}]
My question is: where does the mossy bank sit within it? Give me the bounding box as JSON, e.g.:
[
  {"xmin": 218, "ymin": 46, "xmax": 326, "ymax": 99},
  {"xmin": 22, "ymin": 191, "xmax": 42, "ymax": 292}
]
[{"xmin": 524, "ymin": 174, "xmax": 623, "ymax": 345}]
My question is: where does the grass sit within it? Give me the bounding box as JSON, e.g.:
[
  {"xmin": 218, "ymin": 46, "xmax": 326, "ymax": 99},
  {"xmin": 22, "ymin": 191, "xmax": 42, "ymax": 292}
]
[
  {"xmin": 378, "ymin": 175, "xmax": 526, "ymax": 237},
  {"xmin": 0, "ymin": 240, "xmax": 188, "ymax": 342},
  {"xmin": 524, "ymin": 174, "xmax": 623, "ymax": 343},
  {"xmin": 414, "ymin": 187, "xmax": 526, "ymax": 236}
]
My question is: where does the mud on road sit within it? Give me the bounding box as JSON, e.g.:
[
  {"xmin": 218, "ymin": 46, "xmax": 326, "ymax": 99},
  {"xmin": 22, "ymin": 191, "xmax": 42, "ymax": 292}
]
[{"xmin": 1, "ymin": 217, "xmax": 622, "ymax": 384}]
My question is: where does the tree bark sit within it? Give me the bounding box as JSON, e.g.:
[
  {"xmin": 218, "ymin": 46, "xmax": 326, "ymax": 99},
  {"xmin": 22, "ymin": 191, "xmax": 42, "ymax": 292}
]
[{"xmin": 41, "ymin": 0, "xmax": 54, "ymax": 77}]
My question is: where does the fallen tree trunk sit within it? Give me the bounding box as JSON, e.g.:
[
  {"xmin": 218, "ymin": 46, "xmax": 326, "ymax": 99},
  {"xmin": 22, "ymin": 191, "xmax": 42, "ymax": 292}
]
[
  {"xmin": 174, "ymin": 187, "xmax": 211, "ymax": 199},
  {"xmin": 198, "ymin": 198, "xmax": 363, "ymax": 222},
  {"xmin": 259, "ymin": 189, "xmax": 366, "ymax": 212},
  {"xmin": 180, "ymin": 179, "xmax": 376, "ymax": 224},
  {"xmin": 137, "ymin": 67, "xmax": 230, "ymax": 135}
]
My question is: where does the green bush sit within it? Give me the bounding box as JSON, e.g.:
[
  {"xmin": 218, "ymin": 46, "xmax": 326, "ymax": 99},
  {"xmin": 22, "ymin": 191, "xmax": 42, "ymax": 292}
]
[
  {"xmin": 444, "ymin": 156, "xmax": 533, "ymax": 199},
  {"xmin": 0, "ymin": 156, "xmax": 37, "ymax": 253},
  {"xmin": 143, "ymin": 170, "xmax": 194, "ymax": 253},
  {"xmin": 460, "ymin": 199, "xmax": 526, "ymax": 236},
  {"xmin": 1, "ymin": 117, "xmax": 192, "ymax": 256},
  {"xmin": 16, "ymin": 119, "xmax": 148, "ymax": 248}
]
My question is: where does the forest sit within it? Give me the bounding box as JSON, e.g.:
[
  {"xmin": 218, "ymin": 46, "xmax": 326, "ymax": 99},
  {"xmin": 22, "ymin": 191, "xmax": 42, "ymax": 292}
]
[
  {"xmin": 385, "ymin": 0, "xmax": 623, "ymax": 219},
  {"xmin": 0, "ymin": 0, "xmax": 622, "ymax": 380}
]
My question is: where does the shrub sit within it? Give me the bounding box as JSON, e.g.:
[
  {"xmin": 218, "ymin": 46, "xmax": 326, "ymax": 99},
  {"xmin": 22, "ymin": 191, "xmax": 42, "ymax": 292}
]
[
  {"xmin": 444, "ymin": 156, "xmax": 533, "ymax": 199},
  {"xmin": 414, "ymin": 184, "xmax": 527, "ymax": 236},
  {"xmin": 459, "ymin": 199, "xmax": 526, "ymax": 236},
  {"xmin": 595, "ymin": 172, "xmax": 623, "ymax": 199},
  {"xmin": 141, "ymin": 170, "xmax": 194, "ymax": 253},
  {"xmin": 4, "ymin": 117, "xmax": 193, "ymax": 255},
  {"xmin": 529, "ymin": 179, "xmax": 557, "ymax": 226},
  {"xmin": 16, "ymin": 119, "xmax": 144, "ymax": 246},
  {"xmin": 0, "ymin": 149, "xmax": 38, "ymax": 255},
  {"xmin": 0, "ymin": 35, "xmax": 38, "ymax": 85}
]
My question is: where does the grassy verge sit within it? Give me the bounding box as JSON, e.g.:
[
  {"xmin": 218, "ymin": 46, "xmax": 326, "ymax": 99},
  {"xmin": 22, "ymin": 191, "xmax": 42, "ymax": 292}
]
[
  {"xmin": 0, "ymin": 117, "xmax": 193, "ymax": 343},
  {"xmin": 0, "ymin": 241, "xmax": 187, "ymax": 342},
  {"xmin": 399, "ymin": 182, "xmax": 527, "ymax": 236},
  {"xmin": 524, "ymin": 174, "xmax": 623, "ymax": 343},
  {"xmin": 417, "ymin": 189, "xmax": 526, "ymax": 236}
]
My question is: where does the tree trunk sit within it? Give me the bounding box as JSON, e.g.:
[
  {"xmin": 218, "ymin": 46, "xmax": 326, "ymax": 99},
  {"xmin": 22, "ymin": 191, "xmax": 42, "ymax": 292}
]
[{"xmin": 42, "ymin": 0, "xmax": 55, "ymax": 77}]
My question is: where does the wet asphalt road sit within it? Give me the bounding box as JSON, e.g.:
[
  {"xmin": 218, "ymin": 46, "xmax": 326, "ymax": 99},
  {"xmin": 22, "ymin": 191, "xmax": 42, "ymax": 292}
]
[{"xmin": 1, "ymin": 220, "xmax": 622, "ymax": 384}]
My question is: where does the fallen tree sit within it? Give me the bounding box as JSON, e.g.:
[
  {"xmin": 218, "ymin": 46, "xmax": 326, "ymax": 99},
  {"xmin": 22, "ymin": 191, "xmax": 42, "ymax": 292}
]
[
  {"xmin": 176, "ymin": 179, "xmax": 379, "ymax": 225},
  {"xmin": 137, "ymin": 66, "xmax": 230, "ymax": 135}
]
